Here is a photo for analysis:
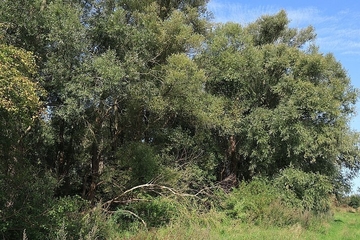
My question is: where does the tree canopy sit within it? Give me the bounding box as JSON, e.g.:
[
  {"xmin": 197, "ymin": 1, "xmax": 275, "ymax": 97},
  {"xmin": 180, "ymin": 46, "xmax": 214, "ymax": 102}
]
[{"xmin": 197, "ymin": 13, "xmax": 359, "ymax": 183}]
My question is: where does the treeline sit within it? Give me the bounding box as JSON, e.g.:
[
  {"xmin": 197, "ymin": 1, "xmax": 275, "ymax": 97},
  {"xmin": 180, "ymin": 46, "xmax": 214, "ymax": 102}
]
[{"xmin": 0, "ymin": 0, "xmax": 359, "ymax": 239}]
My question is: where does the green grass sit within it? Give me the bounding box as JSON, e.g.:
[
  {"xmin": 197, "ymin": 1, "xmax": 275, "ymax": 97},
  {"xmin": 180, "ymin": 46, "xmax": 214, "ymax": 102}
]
[
  {"xmin": 121, "ymin": 221, "xmax": 319, "ymax": 239},
  {"xmin": 116, "ymin": 209, "xmax": 360, "ymax": 240},
  {"xmin": 317, "ymin": 210, "xmax": 360, "ymax": 240}
]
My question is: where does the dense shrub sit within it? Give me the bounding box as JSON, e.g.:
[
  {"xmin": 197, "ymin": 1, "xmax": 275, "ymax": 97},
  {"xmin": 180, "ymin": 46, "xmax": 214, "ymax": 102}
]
[
  {"xmin": 0, "ymin": 168, "xmax": 57, "ymax": 240},
  {"xmin": 223, "ymin": 175, "xmax": 331, "ymax": 228},
  {"xmin": 349, "ymin": 194, "xmax": 360, "ymax": 209},
  {"xmin": 223, "ymin": 178, "xmax": 281, "ymax": 224},
  {"xmin": 112, "ymin": 196, "xmax": 179, "ymax": 231},
  {"xmin": 48, "ymin": 195, "xmax": 89, "ymax": 240},
  {"xmin": 274, "ymin": 168, "xmax": 333, "ymax": 213}
]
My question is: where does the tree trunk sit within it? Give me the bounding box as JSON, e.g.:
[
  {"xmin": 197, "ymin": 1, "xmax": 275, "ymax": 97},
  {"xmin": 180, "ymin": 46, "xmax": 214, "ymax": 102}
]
[
  {"xmin": 88, "ymin": 142, "xmax": 100, "ymax": 204},
  {"xmin": 228, "ymin": 135, "xmax": 238, "ymax": 175},
  {"xmin": 87, "ymin": 115, "xmax": 102, "ymax": 204}
]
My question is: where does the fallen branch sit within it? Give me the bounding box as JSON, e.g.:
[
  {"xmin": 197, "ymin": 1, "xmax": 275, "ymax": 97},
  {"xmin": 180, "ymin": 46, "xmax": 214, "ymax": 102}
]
[
  {"xmin": 118, "ymin": 209, "xmax": 147, "ymax": 229},
  {"xmin": 103, "ymin": 183, "xmax": 200, "ymax": 208}
]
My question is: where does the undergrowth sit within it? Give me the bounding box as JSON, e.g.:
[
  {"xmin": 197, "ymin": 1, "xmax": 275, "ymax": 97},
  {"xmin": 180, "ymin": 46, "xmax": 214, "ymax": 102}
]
[{"xmin": 40, "ymin": 174, "xmax": 337, "ymax": 239}]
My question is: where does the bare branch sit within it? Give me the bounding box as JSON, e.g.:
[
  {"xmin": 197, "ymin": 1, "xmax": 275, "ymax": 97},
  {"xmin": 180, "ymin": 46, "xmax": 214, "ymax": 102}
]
[
  {"xmin": 102, "ymin": 183, "xmax": 201, "ymax": 208},
  {"xmin": 118, "ymin": 210, "xmax": 147, "ymax": 229}
]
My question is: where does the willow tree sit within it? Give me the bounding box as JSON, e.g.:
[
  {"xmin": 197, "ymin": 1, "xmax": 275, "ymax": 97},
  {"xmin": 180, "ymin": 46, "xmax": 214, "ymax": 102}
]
[
  {"xmin": 0, "ymin": 0, "xmax": 222, "ymax": 204},
  {"xmin": 74, "ymin": 0, "xmax": 221, "ymax": 201},
  {"xmin": 197, "ymin": 11, "xmax": 360, "ymax": 191}
]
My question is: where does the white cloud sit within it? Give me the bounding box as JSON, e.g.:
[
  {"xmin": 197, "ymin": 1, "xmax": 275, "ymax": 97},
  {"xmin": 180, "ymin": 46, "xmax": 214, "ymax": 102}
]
[
  {"xmin": 287, "ymin": 8, "xmax": 338, "ymax": 27},
  {"xmin": 207, "ymin": 1, "xmax": 330, "ymax": 26},
  {"xmin": 207, "ymin": 2, "xmax": 279, "ymax": 24},
  {"xmin": 207, "ymin": 0, "xmax": 360, "ymax": 56}
]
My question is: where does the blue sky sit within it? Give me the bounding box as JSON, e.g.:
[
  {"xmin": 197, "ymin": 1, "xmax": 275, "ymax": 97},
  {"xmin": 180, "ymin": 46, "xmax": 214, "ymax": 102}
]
[{"xmin": 207, "ymin": 0, "xmax": 360, "ymax": 192}]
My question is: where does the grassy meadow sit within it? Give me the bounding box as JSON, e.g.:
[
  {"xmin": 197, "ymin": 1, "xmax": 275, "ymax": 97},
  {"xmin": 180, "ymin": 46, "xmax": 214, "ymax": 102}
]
[{"xmin": 117, "ymin": 207, "xmax": 360, "ymax": 240}]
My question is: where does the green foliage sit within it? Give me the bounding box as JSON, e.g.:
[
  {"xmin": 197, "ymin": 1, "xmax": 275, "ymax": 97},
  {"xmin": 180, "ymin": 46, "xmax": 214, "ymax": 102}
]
[
  {"xmin": 274, "ymin": 168, "xmax": 333, "ymax": 213},
  {"xmin": 0, "ymin": 43, "xmax": 43, "ymax": 138},
  {"xmin": 0, "ymin": 167, "xmax": 57, "ymax": 240},
  {"xmin": 198, "ymin": 10, "xmax": 359, "ymax": 185},
  {"xmin": 118, "ymin": 142, "xmax": 160, "ymax": 186},
  {"xmin": 0, "ymin": 0, "xmax": 49, "ymax": 54},
  {"xmin": 349, "ymin": 194, "xmax": 360, "ymax": 209},
  {"xmin": 223, "ymin": 178, "xmax": 295, "ymax": 225},
  {"xmin": 156, "ymin": 126, "xmax": 218, "ymax": 191},
  {"xmin": 78, "ymin": 205, "xmax": 115, "ymax": 240},
  {"xmin": 114, "ymin": 197, "xmax": 179, "ymax": 230},
  {"xmin": 47, "ymin": 195, "xmax": 89, "ymax": 240},
  {"xmin": 223, "ymin": 177, "xmax": 330, "ymax": 229},
  {"xmin": 224, "ymin": 178, "xmax": 273, "ymax": 221}
]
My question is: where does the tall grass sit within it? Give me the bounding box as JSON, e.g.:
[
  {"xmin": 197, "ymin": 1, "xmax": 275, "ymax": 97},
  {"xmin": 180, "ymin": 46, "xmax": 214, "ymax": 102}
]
[
  {"xmin": 118, "ymin": 210, "xmax": 327, "ymax": 240},
  {"xmin": 49, "ymin": 176, "xmax": 339, "ymax": 239},
  {"xmin": 111, "ymin": 178, "xmax": 333, "ymax": 239}
]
